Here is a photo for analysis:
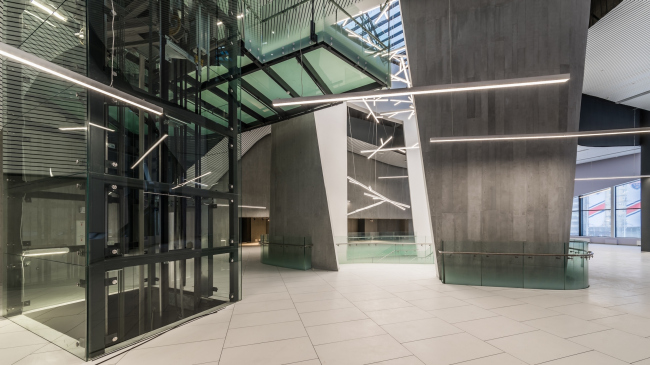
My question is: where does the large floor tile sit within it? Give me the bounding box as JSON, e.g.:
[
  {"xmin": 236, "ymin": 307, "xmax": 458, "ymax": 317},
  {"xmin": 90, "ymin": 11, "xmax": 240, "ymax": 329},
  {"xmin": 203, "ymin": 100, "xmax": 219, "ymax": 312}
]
[
  {"xmin": 404, "ymin": 333, "xmax": 502, "ymax": 365},
  {"xmin": 455, "ymin": 316, "xmax": 536, "ymax": 340},
  {"xmin": 490, "ymin": 304, "xmax": 559, "ymax": 321},
  {"xmin": 371, "ymin": 356, "xmax": 425, "ymax": 365},
  {"xmin": 13, "ymin": 350, "xmax": 85, "ymax": 365},
  {"xmin": 343, "ymin": 291, "xmax": 397, "ymax": 302},
  {"xmin": 291, "ymin": 291, "xmax": 345, "ymax": 303},
  {"xmin": 550, "ymin": 303, "xmax": 625, "ymax": 320},
  {"xmin": 407, "ymin": 297, "xmax": 468, "ymax": 311},
  {"xmin": 593, "ymin": 313, "xmax": 650, "ymax": 337},
  {"xmin": 299, "ymin": 307, "xmax": 367, "ymax": 327},
  {"xmin": 524, "ymin": 315, "xmax": 609, "ymax": 338},
  {"xmin": 116, "ymin": 339, "xmax": 224, "ymax": 365},
  {"xmin": 0, "ymin": 332, "xmax": 48, "ymax": 349},
  {"xmin": 233, "ymin": 299, "xmax": 295, "ymax": 315},
  {"xmin": 306, "ymin": 319, "xmax": 385, "ymax": 345},
  {"xmin": 541, "ymin": 351, "xmax": 629, "ymax": 365},
  {"xmin": 364, "ymin": 307, "xmax": 434, "ymax": 325},
  {"xmin": 608, "ymin": 302, "xmax": 650, "ymax": 318},
  {"xmin": 294, "ymin": 299, "xmax": 354, "ymax": 313},
  {"xmin": 445, "ymin": 288, "xmax": 497, "ymax": 300},
  {"xmin": 240, "ymin": 292, "xmax": 293, "ymax": 304},
  {"xmin": 487, "ymin": 331, "xmax": 590, "ymax": 364},
  {"xmin": 314, "ymin": 334, "xmax": 411, "ymax": 365},
  {"xmin": 220, "ymin": 337, "xmax": 317, "ymax": 365},
  {"xmin": 428, "ymin": 305, "xmax": 498, "ymax": 324},
  {"xmin": 353, "ymin": 298, "xmax": 412, "ymax": 312},
  {"xmin": 224, "ymin": 320, "xmax": 307, "ymax": 348},
  {"xmin": 381, "ymin": 318, "xmax": 462, "ymax": 343},
  {"xmin": 140, "ymin": 321, "xmax": 228, "ymax": 348},
  {"xmin": 569, "ymin": 329, "xmax": 650, "ymax": 363},
  {"xmin": 519, "ymin": 294, "xmax": 584, "ymax": 308},
  {"xmin": 229, "ymin": 308, "xmax": 301, "ymax": 329},
  {"xmin": 464, "ymin": 296, "xmax": 525, "ymax": 310},
  {"xmin": 392, "ymin": 289, "xmax": 449, "ymax": 301},
  {"xmin": 0, "ymin": 345, "xmax": 48, "ymax": 365},
  {"xmin": 452, "ymin": 353, "xmax": 527, "ymax": 365}
]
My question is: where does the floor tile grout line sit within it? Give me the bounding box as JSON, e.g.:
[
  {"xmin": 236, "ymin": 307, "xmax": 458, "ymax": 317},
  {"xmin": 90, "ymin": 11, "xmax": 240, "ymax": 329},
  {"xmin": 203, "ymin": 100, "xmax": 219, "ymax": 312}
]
[
  {"xmin": 10, "ymin": 343, "xmax": 52, "ymax": 365},
  {"xmin": 282, "ymin": 268, "xmax": 321, "ymax": 364}
]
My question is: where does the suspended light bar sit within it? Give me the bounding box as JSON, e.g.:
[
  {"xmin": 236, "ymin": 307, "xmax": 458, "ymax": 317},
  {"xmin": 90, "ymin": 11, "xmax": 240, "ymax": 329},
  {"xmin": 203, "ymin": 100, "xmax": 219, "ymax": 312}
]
[
  {"xmin": 59, "ymin": 127, "xmax": 86, "ymax": 131},
  {"xmin": 429, "ymin": 127, "xmax": 650, "ymax": 143},
  {"xmin": 216, "ymin": 204, "xmax": 267, "ymax": 209},
  {"xmin": 347, "ymin": 201, "xmax": 385, "ymax": 216},
  {"xmin": 89, "ymin": 122, "xmax": 115, "ymax": 132},
  {"xmin": 367, "ymin": 136, "xmax": 392, "ymax": 159},
  {"xmin": 31, "ymin": 0, "xmax": 66, "ymax": 21},
  {"xmin": 575, "ymin": 175, "xmax": 650, "ymax": 181},
  {"xmin": 144, "ymin": 192, "xmax": 192, "ymax": 199},
  {"xmin": 360, "ymin": 143, "xmax": 419, "ymax": 154},
  {"xmin": 131, "ymin": 134, "xmax": 168, "ymax": 169},
  {"xmin": 378, "ymin": 176, "xmax": 408, "ymax": 179},
  {"xmin": 347, "ymin": 177, "xmax": 410, "ymax": 211},
  {"xmin": 23, "ymin": 247, "xmax": 70, "ymax": 257},
  {"xmin": 0, "ymin": 42, "xmax": 164, "ymax": 116},
  {"xmin": 173, "ymin": 172, "xmax": 212, "ymax": 189},
  {"xmin": 273, "ymin": 74, "xmax": 570, "ymax": 107}
]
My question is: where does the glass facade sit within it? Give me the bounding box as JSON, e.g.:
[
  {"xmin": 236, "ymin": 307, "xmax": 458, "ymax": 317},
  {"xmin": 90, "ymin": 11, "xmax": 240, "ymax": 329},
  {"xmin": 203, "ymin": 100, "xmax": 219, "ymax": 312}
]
[
  {"xmin": 615, "ymin": 180, "xmax": 641, "ymax": 238},
  {"xmin": 580, "ymin": 188, "xmax": 611, "ymax": 237}
]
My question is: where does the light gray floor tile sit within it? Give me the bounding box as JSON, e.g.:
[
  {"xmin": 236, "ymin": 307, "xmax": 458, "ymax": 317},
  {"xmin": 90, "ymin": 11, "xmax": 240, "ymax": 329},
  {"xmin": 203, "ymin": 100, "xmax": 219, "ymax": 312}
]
[
  {"xmin": 233, "ymin": 299, "xmax": 295, "ymax": 315},
  {"xmin": 490, "ymin": 304, "xmax": 560, "ymax": 321},
  {"xmin": 294, "ymin": 299, "xmax": 354, "ymax": 313},
  {"xmin": 116, "ymin": 339, "xmax": 224, "ymax": 365},
  {"xmin": 240, "ymin": 292, "xmax": 292, "ymax": 303},
  {"xmin": 446, "ymin": 288, "xmax": 497, "ymax": 300},
  {"xmin": 343, "ymin": 291, "xmax": 397, "ymax": 302},
  {"xmin": 487, "ymin": 331, "xmax": 590, "ymax": 364},
  {"xmin": 464, "ymin": 296, "xmax": 525, "ymax": 310},
  {"xmin": 333, "ymin": 285, "xmax": 383, "ymax": 294},
  {"xmin": 455, "ymin": 316, "xmax": 536, "ymax": 340},
  {"xmin": 13, "ymin": 350, "xmax": 85, "ymax": 365},
  {"xmin": 497, "ymin": 289, "xmax": 546, "ymax": 299},
  {"xmin": 524, "ymin": 315, "xmax": 609, "ymax": 338},
  {"xmin": 291, "ymin": 291, "xmax": 345, "ymax": 303},
  {"xmin": 364, "ymin": 306, "xmax": 434, "ymax": 325},
  {"xmin": 381, "ymin": 317, "xmax": 463, "ymax": 343},
  {"xmin": 593, "ymin": 313, "xmax": 650, "ymax": 337},
  {"xmin": 452, "ymin": 353, "xmax": 527, "ymax": 365},
  {"xmin": 0, "ymin": 332, "xmax": 48, "ymax": 349},
  {"xmin": 541, "ymin": 351, "xmax": 629, "ymax": 365},
  {"xmin": 224, "ymin": 320, "xmax": 307, "ymax": 348},
  {"xmin": 608, "ymin": 302, "xmax": 650, "ymax": 318},
  {"xmin": 140, "ymin": 321, "xmax": 228, "ymax": 348},
  {"xmin": 288, "ymin": 285, "xmax": 336, "ymax": 295},
  {"xmin": 220, "ymin": 337, "xmax": 317, "ymax": 365},
  {"xmin": 370, "ymin": 356, "xmax": 425, "ymax": 365},
  {"xmin": 428, "ymin": 305, "xmax": 498, "ymax": 324},
  {"xmin": 392, "ymin": 289, "xmax": 449, "ymax": 301},
  {"xmin": 518, "ymin": 294, "xmax": 584, "ymax": 308},
  {"xmin": 569, "ymin": 329, "xmax": 650, "ymax": 363},
  {"xmin": 299, "ymin": 307, "xmax": 367, "ymax": 327},
  {"xmin": 550, "ymin": 303, "xmax": 625, "ymax": 320},
  {"xmin": 0, "ymin": 345, "xmax": 48, "ymax": 365},
  {"xmin": 407, "ymin": 297, "xmax": 468, "ymax": 311},
  {"xmin": 230, "ymin": 308, "xmax": 301, "ymax": 329},
  {"xmin": 306, "ymin": 319, "xmax": 385, "ymax": 345},
  {"xmin": 404, "ymin": 333, "xmax": 502, "ymax": 365},
  {"xmin": 354, "ymin": 298, "xmax": 413, "ymax": 312},
  {"xmin": 380, "ymin": 284, "xmax": 428, "ymax": 293},
  {"xmin": 314, "ymin": 334, "xmax": 411, "ymax": 365}
]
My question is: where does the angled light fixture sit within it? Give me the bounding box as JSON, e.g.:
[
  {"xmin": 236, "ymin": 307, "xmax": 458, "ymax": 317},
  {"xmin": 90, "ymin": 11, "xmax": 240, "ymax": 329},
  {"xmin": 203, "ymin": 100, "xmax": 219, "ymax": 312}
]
[
  {"xmin": 273, "ymin": 74, "xmax": 570, "ymax": 107},
  {"xmin": 59, "ymin": 126, "xmax": 86, "ymax": 131},
  {"xmin": 89, "ymin": 122, "xmax": 115, "ymax": 132},
  {"xmin": 348, "ymin": 177, "xmax": 410, "ymax": 212},
  {"xmin": 367, "ymin": 136, "xmax": 392, "ymax": 159},
  {"xmin": 0, "ymin": 42, "xmax": 164, "ymax": 116},
  {"xmin": 575, "ymin": 175, "xmax": 650, "ymax": 181},
  {"xmin": 173, "ymin": 172, "xmax": 212, "ymax": 189},
  {"xmin": 429, "ymin": 127, "xmax": 650, "ymax": 143},
  {"xmin": 31, "ymin": 0, "xmax": 66, "ymax": 21},
  {"xmin": 131, "ymin": 134, "xmax": 168, "ymax": 169},
  {"xmin": 347, "ymin": 201, "xmax": 385, "ymax": 216},
  {"xmin": 360, "ymin": 142, "xmax": 418, "ymax": 154}
]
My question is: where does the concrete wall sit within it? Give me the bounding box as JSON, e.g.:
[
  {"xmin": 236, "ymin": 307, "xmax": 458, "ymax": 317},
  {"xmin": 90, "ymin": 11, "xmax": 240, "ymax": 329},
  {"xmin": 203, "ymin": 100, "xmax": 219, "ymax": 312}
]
[
  {"xmin": 270, "ymin": 113, "xmax": 339, "ymax": 271},
  {"xmin": 347, "ymin": 152, "xmax": 412, "ymax": 220},
  {"xmin": 402, "ymin": 0, "xmax": 590, "ymax": 255},
  {"xmin": 241, "ymin": 135, "xmax": 271, "ymax": 218}
]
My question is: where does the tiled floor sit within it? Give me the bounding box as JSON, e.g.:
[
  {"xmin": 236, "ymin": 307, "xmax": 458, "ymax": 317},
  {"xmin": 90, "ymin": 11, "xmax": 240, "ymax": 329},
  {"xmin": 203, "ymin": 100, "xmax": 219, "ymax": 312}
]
[{"xmin": 2, "ymin": 243, "xmax": 650, "ymax": 365}]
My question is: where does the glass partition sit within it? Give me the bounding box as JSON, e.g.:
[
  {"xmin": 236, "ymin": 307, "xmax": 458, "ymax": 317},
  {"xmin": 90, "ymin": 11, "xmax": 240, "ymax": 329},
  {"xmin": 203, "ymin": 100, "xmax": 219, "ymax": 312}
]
[
  {"xmin": 615, "ymin": 180, "xmax": 641, "ymax": 238},
  {"xmin": 580, "ymin": 189, "xmax": 611, "ymax": 237}
]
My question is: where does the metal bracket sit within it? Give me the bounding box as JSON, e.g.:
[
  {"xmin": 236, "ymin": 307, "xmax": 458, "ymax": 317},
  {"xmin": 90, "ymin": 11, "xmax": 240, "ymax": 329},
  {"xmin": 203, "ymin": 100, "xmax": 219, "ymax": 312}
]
[
  {"xmin": 105, "ymin": 333, "xmax": 118, "ymax": 345},
  {"xmin": 22, "ymin": 300, "xmax": 30, "ymax": 307},
  {"xmin": 105, "ymin": 246, "xmax": 121, "ymax": 257},
  {"xmin": 105, "ymin": 160, "xmax": 118, "ymax": 169},
  {"xmin": 105, "ymin": 277, "xmax": 118, "ymax": 286}
]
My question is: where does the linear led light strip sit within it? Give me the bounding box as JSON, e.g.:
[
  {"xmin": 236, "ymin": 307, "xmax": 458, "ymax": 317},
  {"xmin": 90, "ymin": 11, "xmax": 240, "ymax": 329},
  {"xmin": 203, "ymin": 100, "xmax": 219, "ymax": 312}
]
[
  {"xmin": 367, "ymin": 136, "xmax": 392, "ymax": 159},
  {"xmin": 131, "ymin": 134, "xmax": 168, "ymax": 169},
  {"xmin": 360, "ymin": 143, "xmax": 418, "ymax": 154},
  {"xmin": 173, "ymin": 172, "xmax": 212, "ymax": 189},
  {"xmin": 363, "ymin": 192, "xmax": 410, "ymax": 209},
  {"xmin": 23, "ymin": 247, "xmax": 70, "ymax": 257},
  {"xmin": 59, "ymin": 122, "xmax": 115, "ymax": 132},
  {"xmin": 216, "ymin": 204, "xmax": 266, "ymax": 209},
  {"xmin": 347, "ymin": 176, "xmax": 410, "ymax": 211},
  {"xmin": 273, "ymin": 74, "xmax": 570, "ymax": 107},
  {"xmin": 144, "ymin": 192, "xmax": 192, "ymax": 199},
  {"xmin": 0, "ymin": 42, "xmax": 163, "ymax": 116},
  {"xmin": 378, "ymin": 176, "xmax": 408, "ymax": 179},
  {"xmin": 347, "ymin": 201, "xmax": 385, "ymax": 216},
  {"xmin": 429, "ymin": 127, "xmax": 650, "ymax": 143},
  {"xmin": 575, "ymin": 175, "xmax": 650, "ymax": 181}
]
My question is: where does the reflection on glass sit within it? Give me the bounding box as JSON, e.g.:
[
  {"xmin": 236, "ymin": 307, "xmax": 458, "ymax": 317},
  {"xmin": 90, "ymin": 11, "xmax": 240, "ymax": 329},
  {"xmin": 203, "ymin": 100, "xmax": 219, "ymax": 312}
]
[
  {"xmin": 580, "ymin": 189, "xmax": 611, "ymax": 237},
  {"xmin": 615, "ymin": 180, "xmax": 641, "ymax": 238}
]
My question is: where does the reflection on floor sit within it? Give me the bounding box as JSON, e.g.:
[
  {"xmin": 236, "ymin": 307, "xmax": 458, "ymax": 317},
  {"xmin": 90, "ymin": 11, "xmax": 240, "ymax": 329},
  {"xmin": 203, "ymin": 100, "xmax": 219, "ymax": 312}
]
[{"xmin": 2, "ymin": 244, "xmax": 650, "ymax": 364}]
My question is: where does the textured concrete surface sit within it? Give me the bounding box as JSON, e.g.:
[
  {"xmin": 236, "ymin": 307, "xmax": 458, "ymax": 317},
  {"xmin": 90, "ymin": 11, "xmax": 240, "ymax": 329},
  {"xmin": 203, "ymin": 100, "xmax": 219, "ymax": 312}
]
[
  {"xmin": 270, "ymin": 114, "xmax": 339, "ymax": 271},
  {"xmin": 241, "ymin": 135, "xmax": 271, "ymax": 218},
  {"xmin": 402, "ymin": 0, "xmax": 590, "ymax": 262}
]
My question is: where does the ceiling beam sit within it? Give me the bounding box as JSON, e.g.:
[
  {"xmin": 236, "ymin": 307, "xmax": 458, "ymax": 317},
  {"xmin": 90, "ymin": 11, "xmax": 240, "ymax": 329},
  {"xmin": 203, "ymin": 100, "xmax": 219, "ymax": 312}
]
[{"xmin": 297, "ymin": 55, "xmax": 333, "ymax": 95}]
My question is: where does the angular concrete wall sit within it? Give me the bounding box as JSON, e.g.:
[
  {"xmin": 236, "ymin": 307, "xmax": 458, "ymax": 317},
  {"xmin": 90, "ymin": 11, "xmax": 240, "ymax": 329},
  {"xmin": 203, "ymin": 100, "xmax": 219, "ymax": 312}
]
[
  {"xmin": 241, "ymin": 135, "xmax": 271, "ymax": 218},
  {"xmin": 401, "ymin": 0, "xmax": 590, "ymax": 256}
]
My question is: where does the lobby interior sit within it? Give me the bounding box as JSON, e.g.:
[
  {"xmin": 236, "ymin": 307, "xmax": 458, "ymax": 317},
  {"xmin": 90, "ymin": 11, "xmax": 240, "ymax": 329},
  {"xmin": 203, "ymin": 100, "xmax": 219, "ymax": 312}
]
[{"xmin": 2, "ymin": 0, "xmax": 650, "ymax": 364}]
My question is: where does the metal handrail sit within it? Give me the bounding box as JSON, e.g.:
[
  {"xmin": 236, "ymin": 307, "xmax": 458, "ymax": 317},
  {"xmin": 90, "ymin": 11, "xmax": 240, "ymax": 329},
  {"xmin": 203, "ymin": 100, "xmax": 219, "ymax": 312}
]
[{"xmin": 438, "ymin": 251, "xmax": 594, "ymax": 259}]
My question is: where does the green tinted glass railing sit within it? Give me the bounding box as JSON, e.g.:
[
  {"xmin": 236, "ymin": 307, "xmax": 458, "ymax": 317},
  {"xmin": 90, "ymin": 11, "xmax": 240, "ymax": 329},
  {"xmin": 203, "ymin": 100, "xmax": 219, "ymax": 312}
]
[
  {"xmin": 439, "ymin": 241, "xmax": 592, "ymax": 290},
  {"xmin": 335, "ymin": 233, "xmax": 435, "ymax": 265},
  {"xmin": 260, "ymin": 236, "xmax": 312, "ymax": 270}
]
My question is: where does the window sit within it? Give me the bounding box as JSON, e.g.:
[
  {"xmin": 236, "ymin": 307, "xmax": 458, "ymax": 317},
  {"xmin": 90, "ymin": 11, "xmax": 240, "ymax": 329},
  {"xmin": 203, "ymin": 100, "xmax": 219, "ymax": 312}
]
[
  {"xmin": 570, "ymin": 196, "xmax": 579, "ymax": 236},
  {"xmin": 580, "ymin": 188, "xmax": 611, "ymax": 237},
  {"xmin": 615, "ymin": 180, "xmax": 641, "ymax": 238}
]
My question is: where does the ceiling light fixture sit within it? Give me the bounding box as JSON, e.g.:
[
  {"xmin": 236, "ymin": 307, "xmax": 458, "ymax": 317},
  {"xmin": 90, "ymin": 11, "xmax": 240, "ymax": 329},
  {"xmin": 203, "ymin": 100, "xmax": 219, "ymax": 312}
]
[
  {"xmin": 173, "ymin": 171, "xmax": 212, "ymax": 189},
  {"xmin": 59, "ymin": 126, "xmax": 86, "ymax": 131},
  {"xmin": 378, "ymin": 176, "xmax": 408, "ymax": 179},
  {"xmin": 0, "ymin": 42, "xmax": 164, "ymax": 116},
  {"xmin": 575, "ymin": 175, "xmax": 650, "ymax": 181},
  {"xmin": 429, "ymin": 127, "xmax": 650, "ymax": 143},
  {"xmin": 360, "ymin": 143, "xmax": 418, "ymax": 154},
  {"xmin": 273, "ymin": 74, "xmax": 570, "ymax": 107},
  {"xmin": 347, "ymin": 201, "xmax": 385, "ymax": 216},
  {"xmin": 131, "ymin": 134, "xmax": 168, "ymax": 169},
  {"xmin": 348, "ymin": 177, "xmax": 410, "ymax": 211},
  {"xmin": 367, "ymin": 136, "xmax": 392, "ymax": 159},
  {"xmin": 23, "ymin": 247, "xmax": 70, "ymax": 257},
  {"xmin": 89, "ymin": 122, "xmax": 115, "ymax": 132},
  {"xmin": 31, "ymin": 0, "xmax": 66, "ymax": 21},
  {"xmin": 216, "ymin": 204, "xmax": 266, "ymax": 209}
]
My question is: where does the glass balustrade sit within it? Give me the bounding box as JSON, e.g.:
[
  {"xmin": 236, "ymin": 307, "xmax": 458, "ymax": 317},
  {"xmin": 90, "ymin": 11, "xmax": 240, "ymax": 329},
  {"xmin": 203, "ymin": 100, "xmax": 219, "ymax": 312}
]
[{"xmin": 260, "ymin": 235, "xmax": 312, "ymax": 270}]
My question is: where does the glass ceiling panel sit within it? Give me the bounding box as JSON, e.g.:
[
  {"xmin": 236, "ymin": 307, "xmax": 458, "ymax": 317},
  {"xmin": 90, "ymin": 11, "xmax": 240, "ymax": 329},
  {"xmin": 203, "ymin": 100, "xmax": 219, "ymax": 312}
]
[
  {"xmin": 271, "ymin": 59, "xmax": 324, "ymax": 98},
  {"xmin": 241, "ymin": 71, "xmax": 299, "ymax": 111},
  {"xmin": 303, "ymin": 48, "xmax": 375, "ymax": 94},
  {"xmin": 214, "ymin": 84, "xmax": 275, "ymax": 119}
]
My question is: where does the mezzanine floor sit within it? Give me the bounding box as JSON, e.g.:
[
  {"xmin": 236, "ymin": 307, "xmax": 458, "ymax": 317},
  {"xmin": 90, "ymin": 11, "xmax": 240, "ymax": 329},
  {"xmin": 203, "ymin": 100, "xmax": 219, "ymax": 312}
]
[{"xmin": 1, "ymin": 244, "xmax": 650, "ymax": 365}]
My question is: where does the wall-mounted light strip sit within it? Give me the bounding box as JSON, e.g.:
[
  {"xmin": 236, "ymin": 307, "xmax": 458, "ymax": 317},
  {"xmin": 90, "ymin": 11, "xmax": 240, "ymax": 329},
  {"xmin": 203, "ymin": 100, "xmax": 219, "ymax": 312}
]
[
  {"xmin": 273, "ymin": 74, "xmax": 570, "ymax": 107},
  {"xmin": 378, "ymin": 176, "xmax": 408, "ymax": 179},
  {"xmin": 429, "ymin": 127, "xmax": 650, "ymax": 143},
  {"xmin": 575, "ymin": 175, "xmax": 650, "ymax": 181},
  {"xmin": 173, "ymin": 172, "xmax": 212, "ymax": 189},
  {"xmin": 131, "ymin": 134, "xmax": 168, "ymax": 169},
  {"xmin": 0, "ymin": 42, "xmax": 164, "ymax": 116}
]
